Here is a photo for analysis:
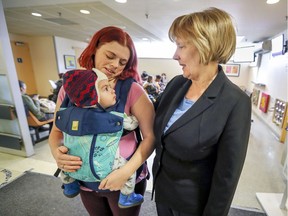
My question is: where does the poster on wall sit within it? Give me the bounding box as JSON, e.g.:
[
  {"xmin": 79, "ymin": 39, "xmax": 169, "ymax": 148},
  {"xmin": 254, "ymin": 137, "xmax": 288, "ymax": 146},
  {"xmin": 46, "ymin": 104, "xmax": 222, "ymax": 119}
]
[
  {"xmin": 259, "ymin": 92, "xmax": 270, "ymax": 113},
  {"xmin": 221, "ymin": 64, "xmax": 240, "ymax": 77},
  {"xmin": 252, "ymin": 89, "xmax": 260, "ymax": 106},
  {"xmin": 64, "ymin": 55, "xmax": 76, "ymax": 69}
]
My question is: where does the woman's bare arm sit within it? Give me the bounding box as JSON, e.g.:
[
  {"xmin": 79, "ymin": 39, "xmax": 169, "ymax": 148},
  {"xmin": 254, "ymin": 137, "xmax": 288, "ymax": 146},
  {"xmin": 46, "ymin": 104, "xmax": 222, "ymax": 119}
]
[{"xmin": 48, "ymin": 97, "xmax": 82, "ymax": 172}]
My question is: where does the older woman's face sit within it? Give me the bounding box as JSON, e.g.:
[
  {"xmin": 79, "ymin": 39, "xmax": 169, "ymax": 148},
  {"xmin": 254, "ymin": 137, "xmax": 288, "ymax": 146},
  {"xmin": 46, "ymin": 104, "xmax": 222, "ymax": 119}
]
[
  {"xmin": 94, "ymin": 41, "xmax": 130, "ymax": 79},
  {"xmin": 173, "ymin": 38, "xmax": 201, "ymax": 80}
]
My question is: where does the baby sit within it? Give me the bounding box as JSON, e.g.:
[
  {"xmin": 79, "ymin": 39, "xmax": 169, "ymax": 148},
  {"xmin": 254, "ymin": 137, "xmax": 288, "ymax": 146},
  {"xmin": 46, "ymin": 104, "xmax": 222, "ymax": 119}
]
[{"xmin": 60, "ymin": 68, "xmax": 143, "ymax": 208}]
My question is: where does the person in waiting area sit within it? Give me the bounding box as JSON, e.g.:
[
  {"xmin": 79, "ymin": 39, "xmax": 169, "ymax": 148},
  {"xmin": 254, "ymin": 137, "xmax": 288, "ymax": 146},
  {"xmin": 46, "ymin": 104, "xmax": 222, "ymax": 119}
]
[
  {"xmin": 152, "ymin": 7, "xmax": 251, "ymax": 216},
  {"xmin": 59, "ymin": 68, "xmax": 143, "ymax": 209},
  {"xmin": 154, "ymin": 74, "xmax": 165, "ymax": 92},
  {"xmin": 19, "ymin": 80, "xmax": 53, "ymax": 121},
  {"xmin": 143, "ymin": 75, "xmax": 159, "ymax": 102},
  {"xmin": 49, "ymin": 73, "xmax": 64, "ymax": 103}
]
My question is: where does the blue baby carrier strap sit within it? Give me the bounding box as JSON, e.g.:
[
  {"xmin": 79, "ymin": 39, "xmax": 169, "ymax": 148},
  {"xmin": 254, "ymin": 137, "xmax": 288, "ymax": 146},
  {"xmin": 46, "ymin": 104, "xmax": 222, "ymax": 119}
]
[
  {"xmin": 88, "ymin": 111, "xmax": 124, "ymax": 181},
  {"xmin": 55, "ymin": 78, "xmax": 143, "ymax": 190}
]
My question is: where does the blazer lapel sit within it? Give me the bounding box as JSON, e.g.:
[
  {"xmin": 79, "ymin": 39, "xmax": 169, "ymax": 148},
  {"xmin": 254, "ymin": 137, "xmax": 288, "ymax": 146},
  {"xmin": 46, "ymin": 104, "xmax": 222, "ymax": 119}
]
[
  {"xmin": 160, "ymin": 79, "xmax": 191, "ymax": 134},
  {"xmin": 164, "ymin": 70, "xmax": 227, "ymax": 135}
]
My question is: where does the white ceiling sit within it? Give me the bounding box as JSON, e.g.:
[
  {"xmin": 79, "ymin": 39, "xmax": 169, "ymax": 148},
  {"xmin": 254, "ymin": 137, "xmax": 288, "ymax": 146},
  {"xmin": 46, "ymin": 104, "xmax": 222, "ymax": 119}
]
[{"xmin": 2, "ymin": 0, "xmax": 287, "ymax": 44}]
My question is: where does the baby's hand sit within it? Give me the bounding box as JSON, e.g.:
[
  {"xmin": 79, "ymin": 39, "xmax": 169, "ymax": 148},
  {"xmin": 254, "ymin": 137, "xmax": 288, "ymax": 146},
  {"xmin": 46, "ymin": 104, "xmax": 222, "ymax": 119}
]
[
  {"xmin": 99, "ymin": 168, "xmax": 127, "ymax": 191},
  {"xmin": 123, "ymin": 115, "xmax": 138, "ymax": 131},
  {"xmin": 57, "ymin": 146, "xmax": 82, "ymax": 172}
]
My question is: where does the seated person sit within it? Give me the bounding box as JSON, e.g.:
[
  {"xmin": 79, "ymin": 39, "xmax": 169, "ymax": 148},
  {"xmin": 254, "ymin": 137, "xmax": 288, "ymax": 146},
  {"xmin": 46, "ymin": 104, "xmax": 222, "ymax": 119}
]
[
  {"xmin": 141, "ymin": 71, "xmax": 149, "ymax": 82},
  {"xmin": 19, "ymin": 80, "xmax": 53, "ymax": 121},
  {"xmin": 155, "ymin": 74, "xmax": 166, "ymax": 92},
  {"xmin": 143, "ymin": 75, "xmax": 159, "ymax": 102},
  {"xmin": 48, "ymin": 73, "xmax": 63, "ymax": 103},
  {"xmin": 59, "ymin": 69, "xmax": 143, "ymax": 208}
]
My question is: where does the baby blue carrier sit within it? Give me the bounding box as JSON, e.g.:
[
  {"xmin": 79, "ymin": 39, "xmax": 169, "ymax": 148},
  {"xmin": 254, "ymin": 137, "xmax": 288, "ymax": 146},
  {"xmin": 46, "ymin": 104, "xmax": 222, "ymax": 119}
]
[{"xmin": 55, "ymin": 78, "xmax": 143, "ymax": 191}]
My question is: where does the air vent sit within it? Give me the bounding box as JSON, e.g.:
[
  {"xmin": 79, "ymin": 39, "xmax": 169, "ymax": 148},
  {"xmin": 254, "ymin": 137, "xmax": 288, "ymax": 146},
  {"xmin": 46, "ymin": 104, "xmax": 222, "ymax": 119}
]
[
  {"xmin": 262, "ymin": 40, "xmax": 272, "ymax": 51},
  {"xmin": 254, "ymin": 40, "xmax": 272, "ymax": 55},
  {"xmin": 43, "ymin": 18, "xmax": 78, "ymax": 25}
]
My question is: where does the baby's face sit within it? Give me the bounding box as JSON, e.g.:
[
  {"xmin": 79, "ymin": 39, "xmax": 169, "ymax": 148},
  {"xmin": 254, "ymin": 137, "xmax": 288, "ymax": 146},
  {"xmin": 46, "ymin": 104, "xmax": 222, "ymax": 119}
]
[{"xmin": 98, "ymin": 79, "xmax": 116, "ymax": 109}]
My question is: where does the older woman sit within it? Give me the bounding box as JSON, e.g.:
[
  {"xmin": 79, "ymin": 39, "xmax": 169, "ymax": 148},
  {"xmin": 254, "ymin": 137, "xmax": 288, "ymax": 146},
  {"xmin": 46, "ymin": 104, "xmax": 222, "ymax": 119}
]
[{"xmin": 152, "ymin": 8, "xmax": 251, "ymax": 216}]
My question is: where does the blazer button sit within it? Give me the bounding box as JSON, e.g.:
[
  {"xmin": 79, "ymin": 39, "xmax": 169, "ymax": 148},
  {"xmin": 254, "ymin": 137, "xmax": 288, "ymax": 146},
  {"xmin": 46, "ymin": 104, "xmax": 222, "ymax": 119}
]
[{"xmin": 116, "ymin": 122, "xmax": 121, "ymax": 126}]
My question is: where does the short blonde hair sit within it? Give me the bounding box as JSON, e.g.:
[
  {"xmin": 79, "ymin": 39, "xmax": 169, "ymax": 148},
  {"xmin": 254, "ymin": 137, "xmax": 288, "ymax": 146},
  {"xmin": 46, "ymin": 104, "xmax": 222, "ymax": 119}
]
[{"xmin": 169, "ymin": 7, "xmax": 236, "ymax": 64}]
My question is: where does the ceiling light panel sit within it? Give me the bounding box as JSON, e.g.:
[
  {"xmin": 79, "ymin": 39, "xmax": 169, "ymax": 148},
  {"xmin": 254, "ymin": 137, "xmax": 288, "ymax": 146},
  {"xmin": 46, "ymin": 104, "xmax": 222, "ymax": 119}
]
[
  {"xmin": 115, "ymin": 0, "xmax": 127, "ymax": 3},
  {"xmin": 266, "ymin": 0, "xmax": 280, "ymax": 4},
  {"xmin": 31, "ymin": 12, "xmax": 42, "ymax": 17},
  {"xmin": 80, "ymin": 9, "xmax": 90, "ymax": 14}
]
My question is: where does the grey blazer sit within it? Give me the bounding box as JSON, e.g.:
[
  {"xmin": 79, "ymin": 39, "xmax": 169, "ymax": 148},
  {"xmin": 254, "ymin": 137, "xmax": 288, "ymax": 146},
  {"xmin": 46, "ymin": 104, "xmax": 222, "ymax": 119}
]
[{"xmin": 152, "ymin": 68, "xmax": 251, "ymax": 216}]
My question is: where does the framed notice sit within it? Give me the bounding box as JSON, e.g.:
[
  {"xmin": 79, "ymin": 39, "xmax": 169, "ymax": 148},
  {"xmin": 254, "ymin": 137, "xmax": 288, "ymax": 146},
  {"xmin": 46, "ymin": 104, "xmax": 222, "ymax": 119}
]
[
  {"xmin": 259, "ymin": 92, "xmax": 270, "ymax": 113},
  {"xmin": 64, "ymin": 55, "xmax": 76, "ymax": 69},
  {"xmin": 272, "ymin": 99, "xmax": 287, "ymax": 127},
  {"xmin": 221, "ymin": 64, "xmax": 240, "ymax": 77},
  {"xmin": 252, "ymin": 89, "xmax": 260, "ymax": 106}
]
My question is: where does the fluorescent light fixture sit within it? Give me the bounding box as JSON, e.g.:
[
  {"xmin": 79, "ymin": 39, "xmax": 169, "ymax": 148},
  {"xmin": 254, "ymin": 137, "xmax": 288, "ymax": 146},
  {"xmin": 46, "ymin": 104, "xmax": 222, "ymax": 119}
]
[
  {"xmin": 31, "ymin": 12, "xmax": 42, "ymax": 17},
  {"xmin": 271, "ymin": 34, "xmax": 284, "ymax": 56},
  {"xmin": 115, "ymin": 0, "xmax": 127, "ymax": 3},
  {"xmin": 114, "ymin": 25, "xmax": 126, "ymax": 29},
  {"xmin": 266, "ymin": 0, "xmax": 280, "ymax": 4},
  {"xmin": 80, "ymin": 10, "xmax": 90, "ymax": 14}
]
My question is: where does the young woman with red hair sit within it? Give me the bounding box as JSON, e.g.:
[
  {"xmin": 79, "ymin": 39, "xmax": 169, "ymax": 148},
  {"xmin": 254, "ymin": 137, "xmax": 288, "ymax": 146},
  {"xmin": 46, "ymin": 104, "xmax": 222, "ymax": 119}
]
[{"xmin": 49, "ymin": 26, "xmax": 155, "ymax": 216}]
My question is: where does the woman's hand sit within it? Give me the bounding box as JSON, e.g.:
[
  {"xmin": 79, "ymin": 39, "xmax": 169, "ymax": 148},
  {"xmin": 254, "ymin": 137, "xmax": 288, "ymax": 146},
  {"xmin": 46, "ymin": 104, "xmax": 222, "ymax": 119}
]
[
  {"xmin": 55, "ymin": 145, "xmax": 82, "ymax": 172},
  {"xmin": 49, "ymin": 95, "xmax": 83, "ymax": 173},
  {"xmin": 98, "ymin": 168, "xmax": 129, "ymax": 191}
]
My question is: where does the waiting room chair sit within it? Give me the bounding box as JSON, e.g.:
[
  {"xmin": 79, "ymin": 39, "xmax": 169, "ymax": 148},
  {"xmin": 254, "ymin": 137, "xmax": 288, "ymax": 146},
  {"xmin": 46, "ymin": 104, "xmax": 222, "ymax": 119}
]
[{"xmin": 26, "ymin": 111, "xmax": 53, "ymax": 144}]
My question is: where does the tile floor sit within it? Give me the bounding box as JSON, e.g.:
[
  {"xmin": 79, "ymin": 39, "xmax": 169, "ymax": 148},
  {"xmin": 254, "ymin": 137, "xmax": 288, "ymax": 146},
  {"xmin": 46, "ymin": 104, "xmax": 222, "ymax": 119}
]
[{"xmin": 0, "ymin": 113, "xmax": 287, "ymax": 215}]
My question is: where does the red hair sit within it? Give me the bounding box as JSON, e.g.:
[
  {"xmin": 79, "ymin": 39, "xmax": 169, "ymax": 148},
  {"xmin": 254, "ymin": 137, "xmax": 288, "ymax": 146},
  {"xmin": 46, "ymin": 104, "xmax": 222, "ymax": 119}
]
[{"xmin": 79, "ymin": 26, "xmax": 140, "ymax": 82}]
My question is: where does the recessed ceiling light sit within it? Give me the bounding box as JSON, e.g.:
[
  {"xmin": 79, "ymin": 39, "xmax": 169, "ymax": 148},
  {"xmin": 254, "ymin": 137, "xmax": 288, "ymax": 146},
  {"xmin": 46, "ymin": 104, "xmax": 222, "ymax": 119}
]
[
  {"xmin": 266, "ymin": 0, "xmax": 280, "ymax": 4},
  {"xmin": 31, "ymin": 12, "xmax": 42, "ymax": 17},
  {"xmin": 142, "ymin": 38, "xmax": 149, "ymax": 41},
  {"xmin": 115, "ymin": 0, "xmax": 127, "ymax": 3},
  {"xmin": 80, "ymin": 9, "xmax": 90, "ymax": 14},
  {"xmin": 114, "ymin": 25, "xmax": 126, "ymax": 29}
]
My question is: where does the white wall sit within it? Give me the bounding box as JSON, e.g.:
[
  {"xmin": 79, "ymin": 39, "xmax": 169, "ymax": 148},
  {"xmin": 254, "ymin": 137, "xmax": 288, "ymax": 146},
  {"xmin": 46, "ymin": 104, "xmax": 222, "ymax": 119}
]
[
  {"xmin": 138, "ymin": 58, "xmax": 252, "ymax": 88},
  {"xmin": 247, "ymin": 52, "xmax": 288, "ymax": 136},
  {"xmin": 138, "ymin": 58, "xmax": 181, "ymax": 82},
  {"xmin": 54, "ymin": 36, "xmax": 87, "ymax": 73}
]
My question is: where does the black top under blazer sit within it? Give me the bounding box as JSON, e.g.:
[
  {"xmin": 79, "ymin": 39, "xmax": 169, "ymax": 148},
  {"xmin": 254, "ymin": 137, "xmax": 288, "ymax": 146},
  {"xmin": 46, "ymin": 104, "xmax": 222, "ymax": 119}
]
[{"xmin": 152, "ymin": 67, "xmax": 252, "ymax": 216}]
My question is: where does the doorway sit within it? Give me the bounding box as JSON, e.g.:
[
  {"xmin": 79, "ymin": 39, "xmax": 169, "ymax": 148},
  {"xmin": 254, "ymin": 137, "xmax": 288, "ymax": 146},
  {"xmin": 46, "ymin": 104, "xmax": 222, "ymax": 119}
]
[{"xmin": 11, "ymin": 41, "xmax": 37, "ymax": 95}]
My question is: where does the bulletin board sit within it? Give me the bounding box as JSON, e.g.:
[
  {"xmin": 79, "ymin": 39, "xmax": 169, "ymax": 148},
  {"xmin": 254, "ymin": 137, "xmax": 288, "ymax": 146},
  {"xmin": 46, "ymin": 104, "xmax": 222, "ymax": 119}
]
[
  {"xmin": 272, "ymin": 98, "xmax": 287, "ymax": 127},
  {"xmin": 252, "ymin": 89, "xmax": 260, "ymax": 106}
]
